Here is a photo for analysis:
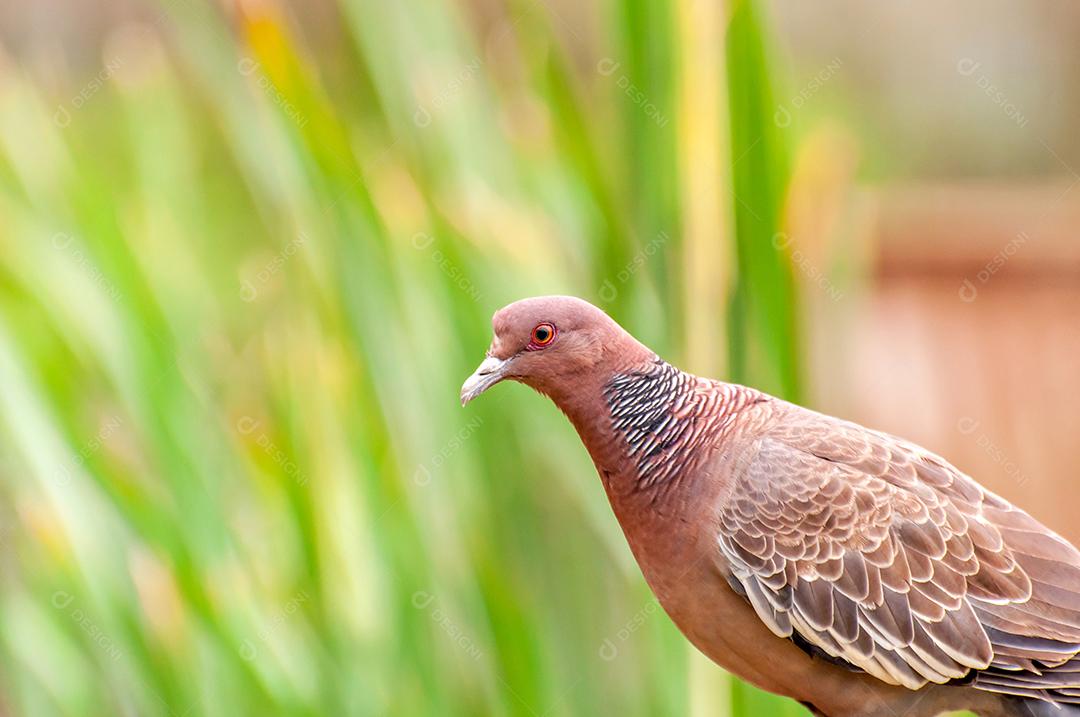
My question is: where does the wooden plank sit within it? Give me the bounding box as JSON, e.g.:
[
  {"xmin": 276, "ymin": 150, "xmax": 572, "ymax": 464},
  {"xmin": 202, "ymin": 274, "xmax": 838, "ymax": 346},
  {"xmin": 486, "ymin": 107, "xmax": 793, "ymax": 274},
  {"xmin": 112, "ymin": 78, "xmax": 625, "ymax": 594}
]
[{"xmin": 871, "ymin": 180, "xmax": 1080, "ymax": 276}]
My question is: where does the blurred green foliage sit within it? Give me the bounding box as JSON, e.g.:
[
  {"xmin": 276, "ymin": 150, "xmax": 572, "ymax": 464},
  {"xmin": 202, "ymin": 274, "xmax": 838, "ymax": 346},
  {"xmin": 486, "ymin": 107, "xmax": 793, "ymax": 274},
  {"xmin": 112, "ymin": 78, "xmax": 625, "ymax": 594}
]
[{"xmin": 0, "ymin": 0, "xmax": 811, "ymax": 714}]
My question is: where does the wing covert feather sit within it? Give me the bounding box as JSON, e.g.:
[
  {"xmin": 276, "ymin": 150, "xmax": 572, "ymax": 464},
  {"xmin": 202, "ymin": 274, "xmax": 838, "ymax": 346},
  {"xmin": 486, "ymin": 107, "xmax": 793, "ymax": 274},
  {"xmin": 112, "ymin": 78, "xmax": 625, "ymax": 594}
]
[{"xmin": 717, "ymin": 405, "xmax": 1080, "ymax": 700}]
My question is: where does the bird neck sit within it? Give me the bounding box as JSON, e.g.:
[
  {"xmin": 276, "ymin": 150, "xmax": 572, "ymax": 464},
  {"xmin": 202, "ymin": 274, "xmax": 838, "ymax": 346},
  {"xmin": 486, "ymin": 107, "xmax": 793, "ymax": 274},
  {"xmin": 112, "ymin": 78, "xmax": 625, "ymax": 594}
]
[{"xmin": 547, "ymin": 356, "xmax": 759, "ymax": 505}]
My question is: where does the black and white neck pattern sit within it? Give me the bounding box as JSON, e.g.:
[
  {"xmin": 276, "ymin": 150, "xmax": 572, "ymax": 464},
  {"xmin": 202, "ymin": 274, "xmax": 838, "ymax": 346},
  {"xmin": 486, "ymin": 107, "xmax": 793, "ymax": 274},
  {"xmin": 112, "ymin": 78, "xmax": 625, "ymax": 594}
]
[{"xmin": 603, "ymin": 359, "xmax": 763, "ymax": 492}]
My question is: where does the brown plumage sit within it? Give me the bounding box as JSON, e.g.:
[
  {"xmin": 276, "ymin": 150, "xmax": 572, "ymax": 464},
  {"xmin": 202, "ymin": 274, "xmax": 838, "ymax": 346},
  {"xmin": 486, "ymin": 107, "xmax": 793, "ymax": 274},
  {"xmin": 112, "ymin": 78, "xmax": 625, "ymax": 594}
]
[{"xmin": 461, "ymin": 296, "xmax": 1080, "ymax": 717}]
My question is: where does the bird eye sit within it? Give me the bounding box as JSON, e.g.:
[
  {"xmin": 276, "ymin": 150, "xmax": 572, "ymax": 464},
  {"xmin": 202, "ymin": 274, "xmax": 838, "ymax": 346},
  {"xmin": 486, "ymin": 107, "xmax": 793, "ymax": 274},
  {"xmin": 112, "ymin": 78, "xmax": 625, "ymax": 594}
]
[{"xmin": 529, "ymin": 323, "xmax": 556, "ymax": 348}]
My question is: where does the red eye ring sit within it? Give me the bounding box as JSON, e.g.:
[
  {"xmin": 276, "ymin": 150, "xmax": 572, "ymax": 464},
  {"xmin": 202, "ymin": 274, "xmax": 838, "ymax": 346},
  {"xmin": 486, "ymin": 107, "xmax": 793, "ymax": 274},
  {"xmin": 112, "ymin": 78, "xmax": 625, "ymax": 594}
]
[{"xmin": 527, "ymin": 323, "xmax": 556, "ymax": 349}]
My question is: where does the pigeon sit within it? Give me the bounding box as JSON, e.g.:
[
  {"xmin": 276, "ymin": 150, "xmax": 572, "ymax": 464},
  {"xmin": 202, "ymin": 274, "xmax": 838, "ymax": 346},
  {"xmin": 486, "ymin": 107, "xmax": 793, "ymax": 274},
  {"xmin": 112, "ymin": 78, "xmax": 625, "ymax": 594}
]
[{"xmin": 461, "ymin": 295, "xmax": 1080, "ymax": 717}]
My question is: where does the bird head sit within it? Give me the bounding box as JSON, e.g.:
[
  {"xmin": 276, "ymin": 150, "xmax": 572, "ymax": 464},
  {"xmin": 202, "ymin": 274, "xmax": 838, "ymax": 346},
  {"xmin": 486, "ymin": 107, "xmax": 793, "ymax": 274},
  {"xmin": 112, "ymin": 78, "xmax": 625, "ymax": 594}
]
[{"xmin": 461, "ymin": 295, "xmax": 645, "ymax": 406}]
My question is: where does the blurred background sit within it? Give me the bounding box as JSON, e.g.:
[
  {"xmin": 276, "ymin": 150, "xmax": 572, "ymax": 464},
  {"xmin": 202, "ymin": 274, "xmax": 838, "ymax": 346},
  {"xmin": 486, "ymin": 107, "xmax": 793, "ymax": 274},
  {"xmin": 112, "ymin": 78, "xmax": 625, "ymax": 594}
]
[{"xmin": 1, "ymin": 0, "xmax": 1078, "ymax": 715}]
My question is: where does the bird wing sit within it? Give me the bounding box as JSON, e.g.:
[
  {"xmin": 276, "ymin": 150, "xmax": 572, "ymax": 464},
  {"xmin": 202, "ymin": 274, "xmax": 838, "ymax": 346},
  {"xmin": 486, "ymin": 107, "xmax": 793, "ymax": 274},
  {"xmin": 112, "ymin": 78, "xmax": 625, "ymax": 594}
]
[{"xmin": 717, "ymin": 404, "xmax": 1080, "ymax": 701}]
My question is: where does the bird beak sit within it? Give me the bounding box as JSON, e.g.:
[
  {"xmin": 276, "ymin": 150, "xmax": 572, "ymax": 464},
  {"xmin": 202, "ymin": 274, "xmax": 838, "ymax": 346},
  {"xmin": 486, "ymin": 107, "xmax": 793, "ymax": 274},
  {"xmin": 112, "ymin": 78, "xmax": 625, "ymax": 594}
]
[{"xmin": 461, "ymin": 355, "xmax": 509, "ymax": 406}]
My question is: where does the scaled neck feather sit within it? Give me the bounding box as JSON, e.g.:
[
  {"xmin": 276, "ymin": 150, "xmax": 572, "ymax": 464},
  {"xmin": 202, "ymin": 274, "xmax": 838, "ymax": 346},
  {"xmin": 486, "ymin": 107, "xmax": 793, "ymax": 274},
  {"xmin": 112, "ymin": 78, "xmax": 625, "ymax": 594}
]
[{"xmin": 547, "ymin": 355, "xmax": 765, "ymax": 505}]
